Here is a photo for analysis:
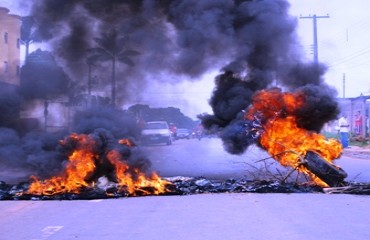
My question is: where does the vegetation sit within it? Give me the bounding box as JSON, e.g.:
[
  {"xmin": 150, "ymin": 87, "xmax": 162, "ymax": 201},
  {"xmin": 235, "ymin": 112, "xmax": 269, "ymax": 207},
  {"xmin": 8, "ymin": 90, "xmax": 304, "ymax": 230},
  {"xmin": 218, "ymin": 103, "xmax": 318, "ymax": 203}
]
[
  {"xmin": 20, "ymin": 16, "xmax": 42, "ymax": 60},
  {"xmin": 88, "ymin": 29, "xmax": 140, "ymax": 106},
  {"xmin": 0, "ymin": 83, "xmax": 21, "ymax": 129},
  {"xmin": 20, "ymin": 49, "xmax": 71, "ymax": 100},
  {"xmin": 324, "ymin": 131, "xmax": 369, "ymax": 147},
  {"xmin": 350, "ymin": 133, "xmax": 369, "ymax": 147},
  {"xmin": 127, "ymin": 104, "xmax": 197, "ymax": 129}
]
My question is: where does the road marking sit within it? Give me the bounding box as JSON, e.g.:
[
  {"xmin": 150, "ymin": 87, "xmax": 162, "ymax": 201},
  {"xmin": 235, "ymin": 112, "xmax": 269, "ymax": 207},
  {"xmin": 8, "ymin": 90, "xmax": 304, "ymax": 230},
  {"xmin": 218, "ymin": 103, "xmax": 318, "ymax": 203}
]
[
  {"xmin": 89, "ymin": 199, "xmax": 103, "ymax": 202},
  {"xmin": 31, "ymin": 226, "xmax": 64, "ymax": 240}
]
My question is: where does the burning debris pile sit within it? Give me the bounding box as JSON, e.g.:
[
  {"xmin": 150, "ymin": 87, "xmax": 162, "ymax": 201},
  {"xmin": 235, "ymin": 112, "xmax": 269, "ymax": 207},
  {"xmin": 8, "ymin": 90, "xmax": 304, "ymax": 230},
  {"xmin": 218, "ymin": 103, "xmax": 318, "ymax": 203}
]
[
  {"xmin": 0, "ymin": 127, "xmax": 331, "ymax": 200},
  {"xmin": 0, "ymin": 119, "xmax": 355, "ymax": 201},
  {"xmin": 1, "ymin": 0, "xmax": 369, "ymax": 200},
  {"xmin": 2, "ymin": 175, "xmax": 370, "ymax": 200},
  {"xmin": 202, "ymin": 73, "xmax": 347, "ymax": 188},
  {"xmin": 0, "ymin": 177, "xmax": 325, "ymax": 200},
  {"xmin": 0, "ymin": 128, "xmax": 173, "ymax": 200},
  {"xmin": 23, "ymin": 130, "xmax": 170, "ymax": 197},
  {"xmin": 244, "ymin": 88, "xmax": 347, "ymax": 187},
  {"xmin": 168, "ymin": 177, "xmax": 324, "ymax": 195},
  {"xmin": 0, "ymin": 125, "xmax": 365, "ymax": 200}
]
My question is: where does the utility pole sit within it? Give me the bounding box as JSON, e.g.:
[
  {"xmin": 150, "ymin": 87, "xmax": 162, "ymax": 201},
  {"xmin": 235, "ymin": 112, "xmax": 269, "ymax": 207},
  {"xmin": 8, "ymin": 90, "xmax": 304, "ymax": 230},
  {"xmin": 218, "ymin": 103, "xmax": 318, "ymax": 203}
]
[
  {"xmin": 342, "ymin": 73, "xmax": 346, "ymax": 98},
  {"xmin": 300, "ymin": 14, "xmax": 330, "ymax": 64}
]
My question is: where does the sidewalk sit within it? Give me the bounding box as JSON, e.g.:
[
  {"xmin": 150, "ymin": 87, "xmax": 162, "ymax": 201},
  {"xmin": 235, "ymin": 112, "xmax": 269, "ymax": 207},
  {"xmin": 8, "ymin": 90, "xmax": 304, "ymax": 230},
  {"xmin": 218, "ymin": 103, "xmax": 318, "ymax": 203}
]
[{"xmin": 342, "ymin": 145, "xmax": 370, "ymax": 159}]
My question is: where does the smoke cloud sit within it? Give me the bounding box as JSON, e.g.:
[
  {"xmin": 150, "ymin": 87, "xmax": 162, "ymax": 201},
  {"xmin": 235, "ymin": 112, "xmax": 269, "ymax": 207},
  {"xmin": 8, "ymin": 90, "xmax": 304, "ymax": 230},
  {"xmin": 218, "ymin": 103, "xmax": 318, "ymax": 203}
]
[
  {"xmin": 0, "ymin": 105, "xmax": 147, "ymax": 181},
  {"xmin": 0, "ymin": 0, "xmax": 340, "ymax": 180},
  {"xmin": 25, "ymin": 0, "xmax": 306, "ymax": 104}
]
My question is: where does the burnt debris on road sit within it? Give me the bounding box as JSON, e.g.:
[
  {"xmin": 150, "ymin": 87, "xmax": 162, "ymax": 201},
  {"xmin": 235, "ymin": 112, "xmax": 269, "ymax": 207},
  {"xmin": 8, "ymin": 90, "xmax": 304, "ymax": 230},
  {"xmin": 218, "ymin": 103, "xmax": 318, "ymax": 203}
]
[{"xmin": 1, "ymin": 177, "xmax": 370, "ymax": 201}]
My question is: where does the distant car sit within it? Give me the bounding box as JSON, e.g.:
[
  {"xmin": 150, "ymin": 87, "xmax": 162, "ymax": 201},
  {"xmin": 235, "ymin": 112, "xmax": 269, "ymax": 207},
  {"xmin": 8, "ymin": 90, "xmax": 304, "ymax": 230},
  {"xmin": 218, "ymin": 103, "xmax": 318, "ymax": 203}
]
[
  {"xmin": 176, "ymin": 128, "xmax": 191, "ymax": 140},
  {"xmin": 141, "ymin": 121, "xmax": 173, "ymax": 145}
]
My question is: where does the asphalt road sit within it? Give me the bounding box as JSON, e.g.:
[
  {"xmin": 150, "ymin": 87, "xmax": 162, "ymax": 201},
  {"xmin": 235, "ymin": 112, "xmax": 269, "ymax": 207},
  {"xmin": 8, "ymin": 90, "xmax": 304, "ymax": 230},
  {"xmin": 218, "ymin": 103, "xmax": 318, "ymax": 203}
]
[
  {"xmin": 1, "ymin": 193, "xmax": 369, "ymax": 240},
  {"xmin": 144, "ymin": 137, "xmax": 267, "ymax": 180},
  {"xmin": 145, "ymin": 137, "xmax": 370, "ymax": 183},
  {"xmin": 1, "ymin": 137, "xmax": 369, "ymax": 184}
]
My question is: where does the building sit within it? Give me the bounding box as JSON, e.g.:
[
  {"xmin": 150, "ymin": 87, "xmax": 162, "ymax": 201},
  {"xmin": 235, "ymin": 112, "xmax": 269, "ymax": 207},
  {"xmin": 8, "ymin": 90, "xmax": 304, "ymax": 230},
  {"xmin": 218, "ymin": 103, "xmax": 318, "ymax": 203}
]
[
  {"xmin": 0, "ymin": 7, "xmax": 21, "ymax": 86},
  {"xmin": 0, "ymin": 7, "xmax": 22, "ymax": 130},
  {"xmin": 337, "ymin": 95, "xmax": 370, "ymax": 139}
]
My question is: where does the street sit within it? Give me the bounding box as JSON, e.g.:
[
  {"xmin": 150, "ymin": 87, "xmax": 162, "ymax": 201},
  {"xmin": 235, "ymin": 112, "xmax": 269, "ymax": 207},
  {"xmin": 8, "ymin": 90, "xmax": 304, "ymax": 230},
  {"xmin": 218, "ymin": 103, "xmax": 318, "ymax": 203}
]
[
  {"xmin": 0, "ymin": 193, "xmax": 369, "ymax": 240},
  {"xmin": 1, "ymin": 137, "xmax": 370, "ymax": 240},
  {"xmin": 144, "ymin": 137, "xmax": 265, "ymax": 180},
  {"xmin": 145, "ymin": 137, "xmax": 370, "ymax": 183},
  {"xmin": 2, "ymin": 137, "xmax": 368, "ymax": 184}
]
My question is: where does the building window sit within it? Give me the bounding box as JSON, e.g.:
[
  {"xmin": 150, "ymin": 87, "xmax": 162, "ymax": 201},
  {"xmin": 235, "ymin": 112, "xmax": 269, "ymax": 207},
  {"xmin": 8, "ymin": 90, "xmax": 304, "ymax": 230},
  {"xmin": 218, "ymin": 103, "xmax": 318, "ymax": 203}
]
[
  {"xmin": 17, "ymin": 38, "xmax": 20, "ymax": 48},
  {"xmin": 4, "ymin": 32, "xmax": 8, "ymax": 44}
]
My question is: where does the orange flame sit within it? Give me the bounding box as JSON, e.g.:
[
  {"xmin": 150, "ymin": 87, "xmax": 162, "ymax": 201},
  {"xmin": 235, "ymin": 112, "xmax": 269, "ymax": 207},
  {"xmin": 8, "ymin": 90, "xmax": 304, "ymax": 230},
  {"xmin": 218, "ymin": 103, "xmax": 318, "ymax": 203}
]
[
  {"xmin": 107, "ymin": 140, "xmax": 169, "ymax": 196},
  {"xmin": 27, "ymin": 133, "xmax": 170, "ymax": 196},
  {"xmin": 27, "ymin": 133, "xmax": 97, "ymax": 195},
  {"xmin": 246, "ymin": 89, "xmax": 343, "ymax": 187}
]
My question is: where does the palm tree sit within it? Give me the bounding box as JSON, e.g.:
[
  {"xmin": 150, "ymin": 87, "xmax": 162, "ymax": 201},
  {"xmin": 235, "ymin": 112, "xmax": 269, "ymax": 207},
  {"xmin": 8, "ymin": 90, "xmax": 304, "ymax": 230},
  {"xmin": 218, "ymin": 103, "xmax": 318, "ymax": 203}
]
[
  {"xmin": 88, "ymin": 29, "xmax": 140, "ymax": 107},
  {"xmin": 86, "ymin": 55, "xmax": 99, "ymax": 96},
  {"xmin": 20, "ymin": 16, "xmax": 42, "ymax": 61}
]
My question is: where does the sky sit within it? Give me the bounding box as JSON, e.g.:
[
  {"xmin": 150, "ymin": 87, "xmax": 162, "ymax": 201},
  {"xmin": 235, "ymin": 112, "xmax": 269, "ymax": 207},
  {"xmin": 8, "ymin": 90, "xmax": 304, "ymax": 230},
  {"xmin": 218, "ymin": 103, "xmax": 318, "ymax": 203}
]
[
  {"xmin": 1, "ymin": 0, "xmax": 370, "ymax": 118},
  {"xmin": 289, "ymin": 0, "xmax": 370, "ymax": 99},
  {"xmin": 166, "ymin": 0, "xmax": 370, "ymax": 117}
]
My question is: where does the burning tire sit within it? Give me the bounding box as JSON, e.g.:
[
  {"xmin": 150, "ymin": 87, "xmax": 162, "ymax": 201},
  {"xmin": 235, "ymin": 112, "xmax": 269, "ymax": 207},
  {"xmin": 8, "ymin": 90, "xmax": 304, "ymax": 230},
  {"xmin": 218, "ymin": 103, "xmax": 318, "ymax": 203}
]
[{"xmin": 304, "ymin": 151, "xmax": 347, "ymax": 187}]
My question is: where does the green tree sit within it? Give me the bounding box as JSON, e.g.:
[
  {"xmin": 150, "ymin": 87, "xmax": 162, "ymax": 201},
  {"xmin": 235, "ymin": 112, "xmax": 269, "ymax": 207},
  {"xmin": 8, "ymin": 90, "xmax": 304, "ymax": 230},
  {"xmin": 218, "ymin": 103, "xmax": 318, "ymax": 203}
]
[
  {"xmin": 86, "ymin": 55, "xmax": 99, "ymax": 95},
  {"xmin": 0, "ymin": 83, "xmax": 21, "ymax": 129},
  {"xmin": 127, "ymin": 104, "xmax": 197, "ymax": 129},
  {"xmin": 88, "ymin": 29, "xmax": 139, "ymax": 106},
  {"xmin": 20, "ymin": 49, "xmax": 70, "ymax": 100},
  {"xmin": 20, "ymin": 16, "xmax": 42, "ymax": 61}
]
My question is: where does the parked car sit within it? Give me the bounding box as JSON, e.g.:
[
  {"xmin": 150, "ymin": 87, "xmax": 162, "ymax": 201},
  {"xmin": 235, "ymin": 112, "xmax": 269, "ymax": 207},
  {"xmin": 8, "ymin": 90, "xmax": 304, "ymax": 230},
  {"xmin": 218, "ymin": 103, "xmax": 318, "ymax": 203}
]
[
  {"xmin": 176, "ymin": 128, "xmax": 191, "ymax": 140},
  {"xmin": 141, "ymin": 121, "xmax": 173, "ymax": 145}
]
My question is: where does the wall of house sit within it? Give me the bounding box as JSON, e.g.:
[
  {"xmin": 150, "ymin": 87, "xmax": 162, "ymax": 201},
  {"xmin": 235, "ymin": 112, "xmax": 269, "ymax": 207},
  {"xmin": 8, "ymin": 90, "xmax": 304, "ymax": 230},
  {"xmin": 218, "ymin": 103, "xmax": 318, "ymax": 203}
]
[
  {"xmin": 337, "ymin": 97, "xmax": 370, "ymax": 138},
  {"xmin": 0, "ymin": 7, "xmax": 21, "ymax": 86}
]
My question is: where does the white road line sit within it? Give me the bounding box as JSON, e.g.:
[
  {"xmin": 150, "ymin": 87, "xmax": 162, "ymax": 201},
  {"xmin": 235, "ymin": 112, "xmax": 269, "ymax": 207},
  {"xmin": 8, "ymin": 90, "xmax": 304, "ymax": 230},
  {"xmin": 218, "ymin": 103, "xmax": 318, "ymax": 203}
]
[{"xmin": 31, "ymin": 226, "xmax": 64, "ymax": 240}]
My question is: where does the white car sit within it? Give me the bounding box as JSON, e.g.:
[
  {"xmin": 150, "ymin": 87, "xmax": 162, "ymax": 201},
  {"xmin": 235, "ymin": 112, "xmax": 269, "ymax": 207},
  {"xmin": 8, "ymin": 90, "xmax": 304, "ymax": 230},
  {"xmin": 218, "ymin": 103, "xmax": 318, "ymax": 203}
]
[
  {"xmin": 176, "ymin": 128, "xmax": 191, "ymax": 139},
  {"xmin": 141, "ymin": 121, "xmax": 173, "ymax": 145}
]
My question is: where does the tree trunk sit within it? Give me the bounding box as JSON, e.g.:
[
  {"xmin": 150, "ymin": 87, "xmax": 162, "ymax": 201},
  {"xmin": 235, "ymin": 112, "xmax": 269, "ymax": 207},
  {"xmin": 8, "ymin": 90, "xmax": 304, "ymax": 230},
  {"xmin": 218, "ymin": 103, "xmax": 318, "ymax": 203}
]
[
  {"xmin": 25, "ymin": 42, "xmax": 30, "ymax": 62},
  {"xmin": 88, "ymin": 63, "xmax": 92, "ymax": 95},
  {"xmin": 112, "ymin": 58, "xmax": 116, "ymax": 107}
]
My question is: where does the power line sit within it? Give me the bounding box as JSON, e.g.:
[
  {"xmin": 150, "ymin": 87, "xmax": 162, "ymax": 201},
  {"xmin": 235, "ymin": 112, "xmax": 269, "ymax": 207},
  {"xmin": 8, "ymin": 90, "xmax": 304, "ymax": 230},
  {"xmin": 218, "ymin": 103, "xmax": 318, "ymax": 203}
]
[
  {"xmin": 315, "ymin": 19, "xmax": 370, "ymax": 65},
  {"xmin": 327, "ymin": 46, "xmax": 370, "ymax": 68}
]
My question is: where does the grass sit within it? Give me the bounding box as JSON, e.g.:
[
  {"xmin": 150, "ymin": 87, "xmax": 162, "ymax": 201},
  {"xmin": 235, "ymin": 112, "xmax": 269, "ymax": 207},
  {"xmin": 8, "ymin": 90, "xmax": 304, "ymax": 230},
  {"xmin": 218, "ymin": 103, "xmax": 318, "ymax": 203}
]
[
  {"xmin": 350, "ymin": 138, "xmax": 369, "ymax": 147},
  {"xmin": 323, "ymin": 131, "xmax": 370, "ymax": 147}
]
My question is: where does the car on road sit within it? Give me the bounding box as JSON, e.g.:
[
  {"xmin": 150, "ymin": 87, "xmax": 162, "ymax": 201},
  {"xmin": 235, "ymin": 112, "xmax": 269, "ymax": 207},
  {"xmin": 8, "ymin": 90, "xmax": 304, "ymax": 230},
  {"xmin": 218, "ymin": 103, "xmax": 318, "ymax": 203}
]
[
  {"xmin": 176, "ymin": 128, "xmax": 191, "ymax": 140},
  {"xmin": 141, "ymin": 121, "xmax": 173, "ymax": 145}
]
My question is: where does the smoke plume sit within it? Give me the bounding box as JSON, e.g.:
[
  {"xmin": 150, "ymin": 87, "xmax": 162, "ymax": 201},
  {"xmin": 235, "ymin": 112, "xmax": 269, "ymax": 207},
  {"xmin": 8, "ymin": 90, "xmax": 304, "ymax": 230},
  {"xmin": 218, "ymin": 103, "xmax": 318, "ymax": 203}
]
[
  {"xmin": 0, "ymin": 104, "xmax": 147, "ymax": 181},
  {"xmin": 0, "ymin": 0, "xmax": 340, "ymax": 180},
  {"xmin": 25, "ymin": 0, "xmax": 308, "ymax": 104}
]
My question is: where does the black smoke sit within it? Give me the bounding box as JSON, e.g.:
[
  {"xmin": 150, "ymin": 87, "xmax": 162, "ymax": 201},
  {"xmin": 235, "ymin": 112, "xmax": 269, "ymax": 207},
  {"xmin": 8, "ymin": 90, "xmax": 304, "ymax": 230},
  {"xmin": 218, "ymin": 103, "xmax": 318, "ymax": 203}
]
[
  {"xmin": 203, "ymin": 67, "xmax": 339, "ymax": 155},
  {"xmin": 0, "ymin": 0, "xmax": 340, "ymax": 180},
  {"xmin": 0, "ymin": 83, "xmax": 21, "ymax": 130},
  {"xmin": 0, "ymin": 105, "xmax": 147, "ymax": 182},
  {"xmin": 198, "ymin": 2, "xmax": 339, "ymax": 154},
  {"xmin": 25, "ymin": 0, "xmax": 306, "ymax": 105}
]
